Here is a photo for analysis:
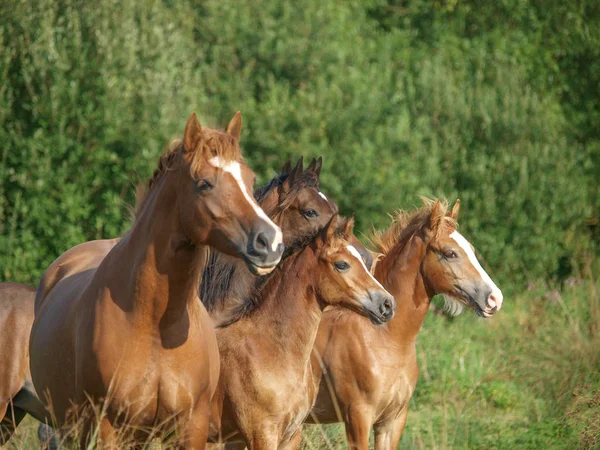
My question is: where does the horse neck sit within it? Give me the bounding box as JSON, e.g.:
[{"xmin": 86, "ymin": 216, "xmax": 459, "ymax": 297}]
[
  {"xmin": 375, "ymin": 235, "xmax": 432, "ymax": 345},
  {"xmin": 247, "ymin": 247, "xmax": 322, "ymax": 367},
  {"xmin": 111, "ymin": 175, "xmax": 205, "ymax": 333}
]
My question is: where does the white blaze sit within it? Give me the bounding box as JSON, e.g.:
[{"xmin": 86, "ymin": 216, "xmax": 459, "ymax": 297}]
[
  {"xmin": 449, "ymin": 231, "xmax": 503, "ymax": 311},
  {"xmin": 318, "ymin": 191, "xmax": 328, "ymax": 201},
  {"xmin": 347, "ymin": 245, "xmax": 389, "ymax": 293},
  {"xmin": 209, "ymin": 157, "xmax": 283, "ymax": 252}
]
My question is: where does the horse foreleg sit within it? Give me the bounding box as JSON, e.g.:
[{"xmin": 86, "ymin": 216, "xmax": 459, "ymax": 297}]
[
  {"xmin": 344, "ymin": 405, "xmax": 373, "ymax": 450},
  {"xmin": 180, "ymin": 401, "xmax": 211, "ymax": 450},
  {"xmin": 278, "ymin": 429, "xmax": 302, "ymax": 450},
  {"xmin": 373, "ymin": 408, "xmax": 408, "ymax": 450}
]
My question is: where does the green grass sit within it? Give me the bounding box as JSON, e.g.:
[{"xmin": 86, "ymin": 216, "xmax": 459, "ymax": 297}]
[{"xmin": 5, "ymin": 278, "xmax": 600, "ymax": 449}]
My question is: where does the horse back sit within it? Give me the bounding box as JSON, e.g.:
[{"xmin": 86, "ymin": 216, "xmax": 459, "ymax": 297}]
[{"xmin": 34, "ymin": 238, "xmax": 119, "ymax": 314}]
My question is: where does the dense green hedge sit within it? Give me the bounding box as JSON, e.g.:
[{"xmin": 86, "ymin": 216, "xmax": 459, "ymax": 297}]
[{"xmin": 1, "ymin": 0, "xmax": 597, "ymax": 286}]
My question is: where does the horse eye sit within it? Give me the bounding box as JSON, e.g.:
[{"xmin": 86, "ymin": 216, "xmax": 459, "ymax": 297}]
[
  {"xmin": 195, "ymin": 179, "xmax": 213, "ymax": 193},
  {"xmin": 334, "ymin": 261, "xmax": 350, "ymax": 272},
  {"xmin": 444, "ymin": 250, "xmax": 458, "ymax": 259},
  {"xmin": 302, "ymin": 209, "xmax": 319, "ymax": 218}
]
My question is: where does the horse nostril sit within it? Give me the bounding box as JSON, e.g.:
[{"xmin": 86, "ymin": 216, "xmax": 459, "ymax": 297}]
[
  {"xmin": 255, "ymin": 232, "xmax": 268, "ymax": 251},
  {"xmin": 384, "ymin": 298, "xmax": 393, "ymax": 310}
]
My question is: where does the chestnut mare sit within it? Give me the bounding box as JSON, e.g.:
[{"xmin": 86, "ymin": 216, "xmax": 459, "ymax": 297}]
[
  {"xmin": 29, "ymin": 112, "xmax": 284, "ymax": 449},
  {"xmin": 304, "ymin": 199, "xmax": 503, "ymax": 450},
  {"xmin": 209, "ymin": 216, "xmax": 396, "ymax": 450},
  {"xmin": 0, "ymin": 283, "xmax": 54, "ymax": 446},
  {"xmin": 201, "ymin": 156, "xmax": 339, "ymax": 327}
]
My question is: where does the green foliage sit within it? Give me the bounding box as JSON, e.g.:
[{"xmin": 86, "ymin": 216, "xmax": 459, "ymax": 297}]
[{"xmin": 0, "ymin": 0, "xmax": 597, "ymax": 286}]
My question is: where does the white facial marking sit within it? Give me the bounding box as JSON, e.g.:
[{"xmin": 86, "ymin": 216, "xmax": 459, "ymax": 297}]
[
  {"xmin": 449, "ymin": 231, "xmax": 503, "ymax": 311},
  {"xmin": 346, "ymin": 245, "xmax": 388, "ymax": 292},
  {"xmin": 209, "ymin": 157, "xmax": 283, "ymax": 251},
  {"xmin": 318, "ymin": 191, "xmax": 328, "ymax": 201}
]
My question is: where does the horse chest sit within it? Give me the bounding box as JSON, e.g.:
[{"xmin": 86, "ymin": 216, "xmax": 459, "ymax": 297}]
[{"xmin": 89, "ymin": 322, "xmax": 209, "ymax": 425}]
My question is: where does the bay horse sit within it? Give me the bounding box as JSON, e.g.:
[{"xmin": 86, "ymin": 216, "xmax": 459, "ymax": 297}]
[
  {"xmin": 304, "ymin": 199, "xmax": 504, "ymax": 450},
  {"xmin": 209, "ymin": 215, "xmax": 396, "ymax": 450},
  {"xmin": 29, "ymin": 112, "xmax": 284, "ymax": 449},
  {"xmin": 0, "ymin": 282, "xmax": 54, "ymax": 447},
  {"xmin": 201, "ymin": 156, "xmax": 344, "ymax": 327}
]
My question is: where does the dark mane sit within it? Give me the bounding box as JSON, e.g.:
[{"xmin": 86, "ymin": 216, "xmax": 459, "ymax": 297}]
[{"xmin": 253, "ymin": 172, "xmax": 289, "ymax": 202}]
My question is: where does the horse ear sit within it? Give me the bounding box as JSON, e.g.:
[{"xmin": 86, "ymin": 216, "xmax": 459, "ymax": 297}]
[
  {"xmin": 307, "ymin": 156, "xmax": 323, "ymax": 177},
  {"xmin": 183, "ymin": 113, "xmax": 202, "ymax": 152},
  {"xmin": 321, "ymin": 214, "xmax": 339, "ymax": 244},
  {"xmin": 343, "ymin": 215, "xmax": 355, "ymax": 238},
  {"xmin": 314, "ymin": 156, "xmax": 323, "ymax": 176},
  {"xmin": 288, "ymin": 156, "xmax": 304, "ymax": 184},
  {"xmin": 449, "ymin": 199, "xmax": 460, "ymax": 221},
  {"xmin": 226, "ymin": 111, "xmax": 243, "ymax": 141},
  {"xmin": 281, "ymin": 159, "xmax": 292, "ymax": 174},
  {"xmin": 429, "ymin": 199, "xmax": 444, "ymax": 240}
]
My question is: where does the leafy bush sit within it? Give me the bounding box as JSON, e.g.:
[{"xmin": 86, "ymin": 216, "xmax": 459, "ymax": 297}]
[{"xmin": 0, "ymin": 0, "xmax": 596, "ymax": 285}]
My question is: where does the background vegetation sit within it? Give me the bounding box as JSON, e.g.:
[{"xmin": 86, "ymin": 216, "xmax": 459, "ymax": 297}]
[{"xmin": 1, "ymin": 0, "xmax": 598, "ymax": 448}]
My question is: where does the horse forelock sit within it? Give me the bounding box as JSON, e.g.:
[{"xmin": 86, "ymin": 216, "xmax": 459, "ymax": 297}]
[{"xmin": 134, "ymin": 128, "xmax": 242, "ymax": 219}]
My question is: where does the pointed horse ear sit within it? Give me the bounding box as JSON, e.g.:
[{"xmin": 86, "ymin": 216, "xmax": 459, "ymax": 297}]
[
  {"xmin": 183, "ymin": 113, "xmax": 202, "ymax": 152},
  {"xmin": 342, "ymin": 215, "xmax": 355, "ymax": 239},
  {"xmin": 448, "ymin": 199, "xmax": 460, "ymax": 221},
  {"xmin": 226, "ymin": 111, "xmax": 243, "ymax": 141},
  {"xmin": 288, "ymin": 156, "xmax": 304, "ymax": 184},
  {"xmin": 313, "ymin": 156, "xmax": 323, "ymax": 176},
  {"xmin": 281, "ymin": 159, "xmax": 293, "ymax": 174},
  {"xmin": 320, "ymin": 213, "xmax": 339, "ymax": 244},
  {"xmin": 429, "ymin": 199, "xmax": 444, "ymax": 241},
  {"xmin": 307, "ymin": 156, "xmax": 323, "ymax": 177}
]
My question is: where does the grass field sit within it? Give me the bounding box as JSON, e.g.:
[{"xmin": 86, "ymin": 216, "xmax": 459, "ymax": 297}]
[{"xmin": 5, "ymin": 276, "xmax": 600, "ymax": 449}]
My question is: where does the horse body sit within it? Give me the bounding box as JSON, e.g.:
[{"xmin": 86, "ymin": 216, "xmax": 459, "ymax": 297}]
[
  {"xmin": 209, "ymin": 216, "xmax": 396, "ymax": 450},
  {"xmin": 306, "ymin": 200, "xmax": 504, "ymax": 450},
  {"xmin": 0, "ymin": 282, "xmax": 53, "ymax": 444},
  {"xmin": 30, "ymin": 112, "xmax": 284, "ymax": 448}
]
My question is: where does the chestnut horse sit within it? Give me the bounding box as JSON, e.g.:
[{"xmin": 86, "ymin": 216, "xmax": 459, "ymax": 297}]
[
  {"xmin": 29, "ymin": 112, "xmax": 284, "ymax": 449},
  {"xmin": 209, "ymin": 215, "xmax": 396, "ymax": 450},
  {"xmin": 0, "ymin": 283, "xmax": 54, "ymax": 447},
  {"xmin": 304, "ymin": 199, "xmax": 503, "ymax": 450},
  {"xmin": 201, "ymin": 156, "xmax": 343, "ymax": 326}
]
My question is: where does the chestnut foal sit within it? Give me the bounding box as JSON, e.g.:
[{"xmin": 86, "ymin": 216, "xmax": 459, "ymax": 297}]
[
  {"xmin": 30, "ymin": 112, "xmax": 284, "ymax": 449},
  {"xmin": 209, "ymin": 216, "xmax": 396, "ymax": 450},
  {"xmin": 304, "ymin": 199, "xmax": 503, "ymax": 450}
]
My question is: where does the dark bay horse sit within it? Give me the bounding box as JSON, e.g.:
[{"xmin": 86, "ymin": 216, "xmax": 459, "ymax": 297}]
[
  {"xmin": 0, "ymin": 283, "xmax": 54, "ymax": 446},
  {"xmin": 29, "ymin": 112, "xmax": 284, "ymax": 449},
  {"xmin": 209, "ymin": 215, "xmax": 396, "ymax": 450},
  {"xmin": 304, "ymin": 199, "xmax": 503, "ymax": 450},
  {"xmin": 201, "ymin": 156, "xmax": 342, "ymax": 326}
]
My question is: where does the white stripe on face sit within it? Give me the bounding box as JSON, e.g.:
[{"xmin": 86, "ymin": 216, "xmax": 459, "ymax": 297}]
[
  {"xmin": 209, "ymin": 157, "xmax": 283, "ymax": 251},
  {"xmin": 346, "ymin": 245, "xmax": 388, "ymax": 293},
  {"xmin": 318, "ymin": 191, "xmax": 328, "ymax": 201},
  {"xmin": 449, "ymin": 231, "xmax": 503, "ymax": 310}
]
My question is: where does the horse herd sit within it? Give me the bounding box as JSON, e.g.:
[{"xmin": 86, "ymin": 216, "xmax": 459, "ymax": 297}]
[{"xmin": 0, "ymin": 112, "xmax": 503, "ymax": 450}]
